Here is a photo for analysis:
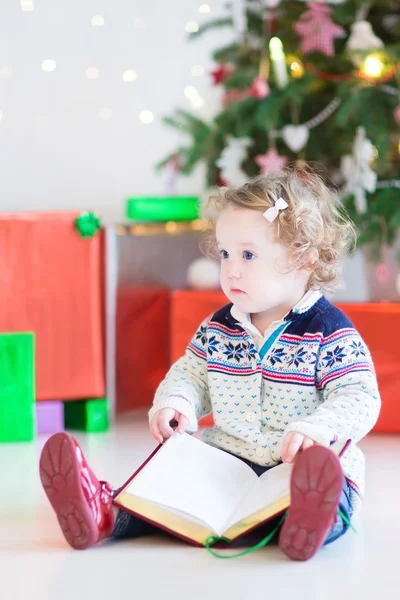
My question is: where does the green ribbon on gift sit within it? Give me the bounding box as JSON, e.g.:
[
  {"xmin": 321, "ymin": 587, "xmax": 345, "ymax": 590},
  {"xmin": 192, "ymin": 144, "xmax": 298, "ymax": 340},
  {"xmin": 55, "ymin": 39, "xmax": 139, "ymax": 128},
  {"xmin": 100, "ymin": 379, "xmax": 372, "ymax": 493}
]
[{"xmin": 75, "ymin": 211, "xmax": 102, "ymax": 238}]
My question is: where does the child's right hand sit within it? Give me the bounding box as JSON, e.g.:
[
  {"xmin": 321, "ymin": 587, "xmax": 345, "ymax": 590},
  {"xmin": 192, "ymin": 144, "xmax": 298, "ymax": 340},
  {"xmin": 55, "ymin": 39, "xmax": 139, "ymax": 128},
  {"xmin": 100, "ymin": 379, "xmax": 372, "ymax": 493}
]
[{"xmin": 150, "ymin": 408, "xmax": 189, "ymax": 444}]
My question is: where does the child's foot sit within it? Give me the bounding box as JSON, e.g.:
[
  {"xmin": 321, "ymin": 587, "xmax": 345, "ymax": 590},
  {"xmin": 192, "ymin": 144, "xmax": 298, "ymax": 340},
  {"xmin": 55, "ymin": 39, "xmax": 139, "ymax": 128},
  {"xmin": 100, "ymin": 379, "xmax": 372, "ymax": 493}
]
[
  {"xmin": 39, "ymin": 432, "xmax": 115, "ymax": 550},
  {"xmin": 279, "ymin": 445, "xmax": 344, "ymax": 561}
]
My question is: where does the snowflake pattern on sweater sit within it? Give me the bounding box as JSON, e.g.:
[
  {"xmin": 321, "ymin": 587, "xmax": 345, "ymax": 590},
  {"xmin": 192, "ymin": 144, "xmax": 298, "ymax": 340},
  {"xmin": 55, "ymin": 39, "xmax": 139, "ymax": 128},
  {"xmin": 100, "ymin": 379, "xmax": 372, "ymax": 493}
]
[{"xmin": 149, "ymin": 294, "xmax": 381, "ymax": 510}]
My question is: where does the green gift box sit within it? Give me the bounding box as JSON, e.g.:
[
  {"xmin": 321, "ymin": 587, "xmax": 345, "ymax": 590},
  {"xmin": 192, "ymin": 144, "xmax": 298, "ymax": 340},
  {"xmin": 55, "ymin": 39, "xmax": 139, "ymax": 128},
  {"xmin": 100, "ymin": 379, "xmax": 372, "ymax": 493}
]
[
  {"xmin": 0, "ymin": 333, "xmax": 35, "ymax": 442},
  {"xmin": 126, "ymin": 196, "xmax": 200, "ymax": 222}
]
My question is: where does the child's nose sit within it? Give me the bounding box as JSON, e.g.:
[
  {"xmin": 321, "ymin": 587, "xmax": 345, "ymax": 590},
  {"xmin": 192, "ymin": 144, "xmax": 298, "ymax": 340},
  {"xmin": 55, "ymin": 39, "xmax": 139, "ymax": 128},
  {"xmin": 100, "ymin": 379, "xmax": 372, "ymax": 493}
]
[{"xmin": 227, "ymin": 260, "xmax": 241, "ymax": 279}]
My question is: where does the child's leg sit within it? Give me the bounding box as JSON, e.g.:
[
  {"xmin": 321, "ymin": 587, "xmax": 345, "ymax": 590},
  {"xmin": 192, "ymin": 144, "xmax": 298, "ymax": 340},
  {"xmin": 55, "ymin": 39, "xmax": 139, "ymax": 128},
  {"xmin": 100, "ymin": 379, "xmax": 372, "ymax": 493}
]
[
  {"xmin": 323, "ymin": 482, "xmax": 354, "ymax": 546},
  {"xmin": 40, "ymin": 432, "xmax": 116, "ymax": 550},
  {"xmin": 278, "ymin": 445, "xmax": 344, "ymax": 561},
  {"xmin": 111, "ymin": 510, "xmax": 158, "ymax": 540}
]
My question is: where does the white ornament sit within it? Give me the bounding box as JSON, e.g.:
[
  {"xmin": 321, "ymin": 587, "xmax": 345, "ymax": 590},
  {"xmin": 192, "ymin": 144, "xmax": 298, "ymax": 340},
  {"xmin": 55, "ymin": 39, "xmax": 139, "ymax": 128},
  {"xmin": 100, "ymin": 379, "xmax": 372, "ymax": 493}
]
[
  {"xmin": 341, "ymin": 127, "xmax": 377, "ymax": 214},
  {"xmin": 282, "ymin": 125, "xmax": 310, "ymax": 152},
  {"xmin": 347, "ymin": 20, "xmax": 383, "ymax": 52},
  {"xmin": 216, "ymin": 137, "xmax": 251, "ymax": 187},
  {"xmin": 187, "ymin": 258, "xmax": 220, "ymax": 290}
]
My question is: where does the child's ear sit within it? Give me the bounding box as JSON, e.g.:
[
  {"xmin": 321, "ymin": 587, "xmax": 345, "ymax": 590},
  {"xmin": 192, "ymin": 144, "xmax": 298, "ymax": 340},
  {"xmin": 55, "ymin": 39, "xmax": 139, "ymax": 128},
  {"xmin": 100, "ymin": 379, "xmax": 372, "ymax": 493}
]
[{"xmin": 302, "ymin": 247, "xmax": 319, "ymax": 270}]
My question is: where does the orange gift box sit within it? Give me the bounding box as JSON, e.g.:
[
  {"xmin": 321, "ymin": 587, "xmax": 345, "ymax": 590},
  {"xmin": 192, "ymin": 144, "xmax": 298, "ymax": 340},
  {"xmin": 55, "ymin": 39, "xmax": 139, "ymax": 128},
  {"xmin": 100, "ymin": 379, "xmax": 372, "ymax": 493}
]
[
  {"xmin": 116, "ymin": 286, "xmax": 170, "ymax": 412},
  {"xmin": 0, "ymin": 212, "xmax": 105, "ymax": 401},
  {"xmin": 170, "ymin": 290, "xmax": 400, "ymax": 433}
]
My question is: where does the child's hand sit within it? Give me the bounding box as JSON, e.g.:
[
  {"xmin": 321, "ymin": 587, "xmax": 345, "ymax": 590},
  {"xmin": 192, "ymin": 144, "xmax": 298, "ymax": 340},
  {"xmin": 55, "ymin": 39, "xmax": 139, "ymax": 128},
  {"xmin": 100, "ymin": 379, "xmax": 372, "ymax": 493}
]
[
  {"xmin": 281, "ymin": 432, "xmax": 315, "ymax": 463},
  {"xmin": 150, "ymin": 408, "xmax": 189, "ymax": 444}
]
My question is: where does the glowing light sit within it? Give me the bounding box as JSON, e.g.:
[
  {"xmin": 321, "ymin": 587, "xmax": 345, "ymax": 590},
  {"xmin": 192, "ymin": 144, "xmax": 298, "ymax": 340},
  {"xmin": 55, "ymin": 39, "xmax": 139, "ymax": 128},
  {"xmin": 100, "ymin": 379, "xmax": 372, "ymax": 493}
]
[
  {"xmin": 362, "ymin": 54, "xmax": 384, "ymax": 78},
  {"xmin": 290, "ymin": 60, "xmax": 304, "ymax": 78},
  {"xmin": 139, "ymin": 110, "xmax": 154, "ymax": 124},
  {"xmin": 41, "ymin": 60, "xmax": 56, "ymax": 72},
  {"xmin": 86, "ymin": 67, "xmax": 100, "ymax": 79},
  {"xmin": 91, "ymin": 15, "xmax": 105, "ymax": 27},
  {"xmin": 123, "ymin": 70, "xmax": 137, "ymax": 82},
  {"xmin": 185, "ymin": 21, "xmax": 199, "ymax": 33},
  {"xmin": 21, "ymin": 0, "xmax": 34, "ymax": 11}
]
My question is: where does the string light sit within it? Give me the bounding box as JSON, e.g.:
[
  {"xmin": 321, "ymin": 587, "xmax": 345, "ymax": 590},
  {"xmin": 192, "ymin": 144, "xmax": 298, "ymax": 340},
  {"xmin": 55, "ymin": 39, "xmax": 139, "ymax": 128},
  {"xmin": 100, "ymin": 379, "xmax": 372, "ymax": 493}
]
[
  {"xmin": 86, "ymin": 67, "xmax": 99, "ymax": 79},
  {"xmin": 184, "ymin": 86, "xmax": 197, "ymax": 98},
  {"xmin": 362, "ymin": 54, "xmax": 384, "ymax": 78},
  {"xmin": 287, "ymin": 55, "xmax": 304, "ymax": 79},
  {"xmin": 91, "ymin": 15, "xmax": 105, "ymax": 27},
  {"xmin": 41, "ymin": 60, "xmax": 56, "ymax": 72},
  {"xmin": 185, "ymin": 22, "xmax": 199, "ymax": 33},
  {"xmin": 139, "ymin": 110, "xmax": 154, "ymax": 124},
  {"xmin": 269, "ymin": 37, "xmax": 288, "ymax": 89},
  {"xmin": 21, "ymin": 0, "xmax": 34, "ymax": 11},
  {"xmin": 184, "ymin": 85, "xmax": 204, "ymax": 108},
  {"xmin": 199, "ymin": 4, "xmax": 211, "ymax": 12},
  {"xmin": 123, "ymin": 70, "xmax": 137, "ymax": 82}
]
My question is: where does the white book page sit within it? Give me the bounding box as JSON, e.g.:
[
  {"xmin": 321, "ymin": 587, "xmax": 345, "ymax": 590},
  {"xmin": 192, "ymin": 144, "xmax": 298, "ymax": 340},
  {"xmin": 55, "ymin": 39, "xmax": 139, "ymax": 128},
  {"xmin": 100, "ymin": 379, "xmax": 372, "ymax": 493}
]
[
  {"xmin": 125, "ymin": 433, "xmax": 258, "ymax": 536},
  {"xmin": 229, "ymin": 462, "xmax": 293, "ymax": 527}
]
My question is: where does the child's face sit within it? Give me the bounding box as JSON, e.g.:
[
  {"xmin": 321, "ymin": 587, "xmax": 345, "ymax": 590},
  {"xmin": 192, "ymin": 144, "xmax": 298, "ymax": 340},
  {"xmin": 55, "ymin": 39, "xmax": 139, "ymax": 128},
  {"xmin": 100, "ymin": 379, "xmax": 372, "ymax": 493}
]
[{"xmin": 216, "ymin": 205, "xmax": 310, "ymax": 317}]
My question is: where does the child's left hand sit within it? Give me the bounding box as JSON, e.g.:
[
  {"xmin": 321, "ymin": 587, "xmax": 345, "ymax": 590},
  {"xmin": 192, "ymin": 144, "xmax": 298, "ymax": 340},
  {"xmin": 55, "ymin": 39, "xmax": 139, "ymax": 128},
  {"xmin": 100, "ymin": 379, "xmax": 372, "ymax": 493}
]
[{"xmin": 281, "ymin": 432, "xmax": 315, "ymax": 463}]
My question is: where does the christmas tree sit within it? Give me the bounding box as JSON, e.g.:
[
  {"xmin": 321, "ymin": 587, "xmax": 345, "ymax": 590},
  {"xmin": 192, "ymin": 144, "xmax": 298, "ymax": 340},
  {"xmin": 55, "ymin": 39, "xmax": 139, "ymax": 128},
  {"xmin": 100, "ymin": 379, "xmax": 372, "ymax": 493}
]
[{"xmin": 159, "ymin": 1, "xmax": 400, "ymax": 259}]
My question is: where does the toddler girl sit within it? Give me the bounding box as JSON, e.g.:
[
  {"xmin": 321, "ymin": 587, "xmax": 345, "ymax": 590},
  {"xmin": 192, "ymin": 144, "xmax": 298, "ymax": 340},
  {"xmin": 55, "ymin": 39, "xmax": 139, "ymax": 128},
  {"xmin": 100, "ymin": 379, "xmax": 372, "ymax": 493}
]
[{"xmin": 40, "ymin": 167, "xmax": 381, "ymax": 560}]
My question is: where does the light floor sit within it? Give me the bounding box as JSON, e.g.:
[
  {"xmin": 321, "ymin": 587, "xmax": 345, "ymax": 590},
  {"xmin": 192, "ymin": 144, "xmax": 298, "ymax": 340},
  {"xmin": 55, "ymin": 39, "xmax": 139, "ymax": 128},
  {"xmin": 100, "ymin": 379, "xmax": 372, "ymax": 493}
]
[{"xmin": 1, "ymin": 412, "xmax": 400, "ymax": 600}]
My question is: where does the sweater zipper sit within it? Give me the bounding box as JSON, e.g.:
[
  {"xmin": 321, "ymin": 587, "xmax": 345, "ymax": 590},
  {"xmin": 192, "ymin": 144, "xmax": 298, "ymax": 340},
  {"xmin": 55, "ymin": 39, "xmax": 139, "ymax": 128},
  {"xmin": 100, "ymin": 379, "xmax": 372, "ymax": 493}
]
[{"xmin": 259, "ymin": 319, "xmax": 292, "ymax": 361}]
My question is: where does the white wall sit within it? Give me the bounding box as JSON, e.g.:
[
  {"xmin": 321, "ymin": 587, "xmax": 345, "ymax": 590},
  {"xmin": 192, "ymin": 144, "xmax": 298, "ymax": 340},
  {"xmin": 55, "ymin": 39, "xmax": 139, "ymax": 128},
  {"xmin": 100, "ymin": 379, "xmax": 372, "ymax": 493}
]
[{"xmin": 0, "ymin": 0, "xmax": 231, "ymax": 223}]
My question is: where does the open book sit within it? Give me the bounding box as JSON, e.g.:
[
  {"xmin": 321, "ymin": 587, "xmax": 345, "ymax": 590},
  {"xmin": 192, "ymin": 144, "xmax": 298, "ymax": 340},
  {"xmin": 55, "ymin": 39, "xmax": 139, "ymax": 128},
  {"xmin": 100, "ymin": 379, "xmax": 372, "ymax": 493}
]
[{"xmin": 114, "ymin": 433, "xmax": 349, "ymax": 547}]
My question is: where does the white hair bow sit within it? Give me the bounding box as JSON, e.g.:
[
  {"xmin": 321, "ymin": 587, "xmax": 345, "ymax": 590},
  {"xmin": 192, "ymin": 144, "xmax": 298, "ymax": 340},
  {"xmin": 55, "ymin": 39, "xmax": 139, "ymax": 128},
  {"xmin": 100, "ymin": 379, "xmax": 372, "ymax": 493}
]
[{"xmin": 263, "ymin": 197, "xmax": 288, "ymax": 222}]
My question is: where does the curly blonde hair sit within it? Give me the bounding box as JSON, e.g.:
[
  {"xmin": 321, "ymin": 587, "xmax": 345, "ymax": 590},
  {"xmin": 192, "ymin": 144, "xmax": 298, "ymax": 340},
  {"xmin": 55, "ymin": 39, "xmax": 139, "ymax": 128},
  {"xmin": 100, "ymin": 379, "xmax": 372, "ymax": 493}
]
[{"xmin": 202, "ymin": 165, "xmax": 357, "ymax": 294}]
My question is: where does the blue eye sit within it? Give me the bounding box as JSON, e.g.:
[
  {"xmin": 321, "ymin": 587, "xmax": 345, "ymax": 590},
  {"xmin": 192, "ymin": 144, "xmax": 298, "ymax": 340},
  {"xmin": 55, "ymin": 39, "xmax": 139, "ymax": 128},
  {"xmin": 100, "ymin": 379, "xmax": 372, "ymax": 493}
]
[
  {"xmin": 220, "ymin": 249, "xmax": 229, "ymax": 259},
  {"xmin": 243, "ymin": 251, "xmax": 255, "ymax": 260}
]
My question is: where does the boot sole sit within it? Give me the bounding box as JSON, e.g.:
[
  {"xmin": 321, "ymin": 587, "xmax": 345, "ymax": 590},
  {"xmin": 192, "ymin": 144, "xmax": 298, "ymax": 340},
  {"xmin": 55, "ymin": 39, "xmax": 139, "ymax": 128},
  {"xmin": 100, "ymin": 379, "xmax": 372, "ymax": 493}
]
[
  {"xmin": 279, "ymin": 445, "xmax": 344, "ymax": 561},
  {"xmin": 39, "ymin": 432, "xmax": 99, "ymax": 550}
]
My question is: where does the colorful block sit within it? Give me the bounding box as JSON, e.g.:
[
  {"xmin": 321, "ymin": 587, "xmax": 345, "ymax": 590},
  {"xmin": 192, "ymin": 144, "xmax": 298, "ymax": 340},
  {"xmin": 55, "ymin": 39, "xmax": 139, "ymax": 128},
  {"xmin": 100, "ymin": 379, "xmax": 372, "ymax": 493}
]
[
  {"xmin": 64, "ymin": 398, "xmax": 109, "ymax": 432},
  {"xmin": 36, "ymin": 401, "xmax": 64, "ymax": 435},
  {"xmin": 0, "ymin": 333, "xmax": 35, "ymax": 442}
]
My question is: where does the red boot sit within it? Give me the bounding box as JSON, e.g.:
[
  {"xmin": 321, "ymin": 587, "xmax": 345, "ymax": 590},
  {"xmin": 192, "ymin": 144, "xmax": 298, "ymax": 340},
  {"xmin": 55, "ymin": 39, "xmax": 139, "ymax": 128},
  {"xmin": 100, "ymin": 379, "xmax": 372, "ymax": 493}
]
[
  {"xmin": 279, "ymin": 445, "xmax": 344, "ymax": 561},
  {"xmin": 39, "ymin": 432, "xmax": 115, "ymax": 550}
]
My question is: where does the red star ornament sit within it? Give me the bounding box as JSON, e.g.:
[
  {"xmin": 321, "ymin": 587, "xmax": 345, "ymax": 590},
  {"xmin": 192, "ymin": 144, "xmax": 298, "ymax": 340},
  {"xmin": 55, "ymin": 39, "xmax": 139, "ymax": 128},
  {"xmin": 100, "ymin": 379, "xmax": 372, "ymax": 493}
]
[
  {"xmin": 211, "ymin": 64, "xmax": 234, "ymax": 85},
  {"xmin": 256, "ymin": 148, "xmax": 288, "ymax": 174},
  {"xmin": 294, "ymin": 3, "xmax": 345, "ymax": 57}
]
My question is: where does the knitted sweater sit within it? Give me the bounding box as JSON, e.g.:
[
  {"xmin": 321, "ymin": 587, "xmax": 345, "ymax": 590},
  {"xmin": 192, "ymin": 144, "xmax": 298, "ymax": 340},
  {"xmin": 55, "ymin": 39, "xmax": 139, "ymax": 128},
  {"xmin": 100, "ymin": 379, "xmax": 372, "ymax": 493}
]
[{"xmin": 149, "ymin": 291, "xmax": 381, "ymax": 510}]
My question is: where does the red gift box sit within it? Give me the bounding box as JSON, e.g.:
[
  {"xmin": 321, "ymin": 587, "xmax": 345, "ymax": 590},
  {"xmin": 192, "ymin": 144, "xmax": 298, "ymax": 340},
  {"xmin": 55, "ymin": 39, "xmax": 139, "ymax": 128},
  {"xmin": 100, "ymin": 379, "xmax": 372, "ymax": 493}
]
[
  {"xmin": 0, "ymin": 212, "xmax": 105, "ymax": 401},
  {"xmin": 116, "ymin": 286, "xmax": 170, "ymax": 412}
]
